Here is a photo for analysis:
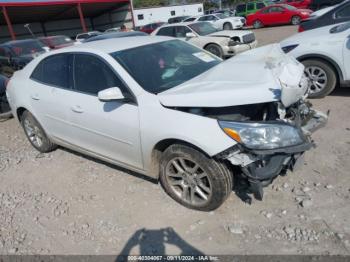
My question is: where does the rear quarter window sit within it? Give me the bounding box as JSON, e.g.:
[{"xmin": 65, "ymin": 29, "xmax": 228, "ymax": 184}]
[{"xmin": 31, "ymin": 54, "xmax": 70, "ymax": 89}]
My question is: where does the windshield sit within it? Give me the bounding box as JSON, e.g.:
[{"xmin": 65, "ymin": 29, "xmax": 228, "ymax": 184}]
[
  {"xmin": 50, "ymin": 36, "xmax": 73, "ymax": 46},
  {"xmin": 110, "ymin": 40, "xmax": 221, "ymax": 94},
  {"xmin": 215, "ymin": 13, "xmax": 227, "ymax": 19},
  {"xmin": 10, "ymin": 40, "xmax": 45, "ymax": 56},
  {"xmin": 189, "ymin": 22, "xmax": 218, "ymax": 36},
  {"xmin": 283, "ymin": 4, "xmax": 297, "ymax": 10}
]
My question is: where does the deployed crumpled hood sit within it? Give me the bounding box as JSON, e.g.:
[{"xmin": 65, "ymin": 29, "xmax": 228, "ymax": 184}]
[{"xmin": 158, "ymin": 44, "xmax": 307, "ymax": 108}]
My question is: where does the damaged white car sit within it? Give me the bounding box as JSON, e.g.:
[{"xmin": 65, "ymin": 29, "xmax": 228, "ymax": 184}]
[{"xmin": 6, "ymin": 37, "xmax": 328, "ymax": 211}]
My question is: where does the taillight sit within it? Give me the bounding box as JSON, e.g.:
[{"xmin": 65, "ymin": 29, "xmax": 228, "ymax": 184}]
[{"xmin": 298, "ymin": 25, "xmax": 304, "ymax": 32}]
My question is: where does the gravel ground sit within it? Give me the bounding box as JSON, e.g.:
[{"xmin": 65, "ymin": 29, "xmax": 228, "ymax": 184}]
[{"xmin": 0, "ymin": 25, "xmax": 350, "ymax": 256}]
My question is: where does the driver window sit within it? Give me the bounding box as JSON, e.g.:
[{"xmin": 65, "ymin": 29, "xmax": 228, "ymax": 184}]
[
  {"xmin": 175, "ymin": 26, "xmax": 191, "ymax": 38},
  {"xmin": 73, "ymin": 54, "xmax": 126, "ymax": 96}
]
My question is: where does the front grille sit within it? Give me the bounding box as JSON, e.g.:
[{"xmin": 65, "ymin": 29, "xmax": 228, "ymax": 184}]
[{"xmin": 242, "ymin": 33, "xmax": 255, "ymax": 44}]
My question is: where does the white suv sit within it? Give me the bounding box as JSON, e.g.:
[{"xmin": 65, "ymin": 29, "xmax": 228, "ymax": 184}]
[
  {"xmin": 281, "ymin": 22, "xmax": 350, "ymax": 98},
  {"xmin": 184, "ymin": 14, "xmax": 245, "ymax": 30}
]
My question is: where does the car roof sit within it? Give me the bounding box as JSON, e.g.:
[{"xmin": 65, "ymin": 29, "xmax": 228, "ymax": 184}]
[
  {"xmin": 53, "ymin": 36, "xmax": 172, "ymax": 54},
  {"xmin": 83, "ymin": 31, "xmax": 148, "ymax": 43},
  {"xmin": 157, "ymin": 22, "xmax": 197, "ymax": 27},
  {"xmin": 0, "ymin": 39, "xmax": 40, "ymax": 46}
]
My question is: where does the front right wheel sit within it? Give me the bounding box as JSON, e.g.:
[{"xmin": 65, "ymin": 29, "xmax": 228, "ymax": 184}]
[{"xmin": 159, "ymin": 144, "xmax": 233, "ymax": 211}]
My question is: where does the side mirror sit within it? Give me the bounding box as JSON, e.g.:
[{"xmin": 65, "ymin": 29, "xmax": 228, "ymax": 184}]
[
  {"xmin": 98, "ymin": 87, "xmax": 125, "ymax": 101},
  {"xmin": 186, "ymin": 32, "xmax": 196, "ymax": 38}
]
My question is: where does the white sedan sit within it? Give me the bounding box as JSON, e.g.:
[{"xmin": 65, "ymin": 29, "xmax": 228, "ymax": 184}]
[
  {"xmin": 6, "ymin": 37, "xmax": 327, "ymax": 211},
  {"xmin": 184, "ymin": 13, "xmax": 246, "ymax": 30},
  {"xmin": 152, "ymin": 22, "xmax": 257, "ymax": 58},
  {"xmin": 281, "ymin": 21, "xmax": 350, "ymax": 98}
]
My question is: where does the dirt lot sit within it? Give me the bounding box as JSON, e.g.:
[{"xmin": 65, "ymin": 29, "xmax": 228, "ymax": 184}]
[{"xmin": 1, "ymin": 25, "xmax": 350, "ymax": 256}]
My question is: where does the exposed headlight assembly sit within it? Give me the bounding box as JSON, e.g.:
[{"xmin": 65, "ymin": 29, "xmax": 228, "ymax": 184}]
[{"xmin": 219, "ymin": 121, "xmax": 304, "ymax": 150}]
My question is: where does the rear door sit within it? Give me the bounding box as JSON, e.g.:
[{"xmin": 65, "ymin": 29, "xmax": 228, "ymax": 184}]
[
  {"xmin": 28, "ymin": 53, "xmax": 74, "ymax": 142},
  {"xmin": 67, "ymin": 53, "xmax": 143, "ymax": 169}
]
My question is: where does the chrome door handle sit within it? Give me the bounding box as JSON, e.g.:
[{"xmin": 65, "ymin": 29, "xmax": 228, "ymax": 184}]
[
  {"xmin": 31, "ymin": 94, "xmax": 40, "ymax": 100},
  {"xmin": 71, "ymin": 105, "xmax": 84, "ymax": 113}
]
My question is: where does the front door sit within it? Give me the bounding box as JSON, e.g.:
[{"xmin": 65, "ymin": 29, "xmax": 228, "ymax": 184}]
[{"xmin": 67, "ymin": 53, "xmax": 143, "ymax": 169}]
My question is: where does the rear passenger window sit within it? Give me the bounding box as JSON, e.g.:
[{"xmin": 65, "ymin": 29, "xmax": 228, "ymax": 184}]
[
  {"xmin": 73, "ymin": 54, "xmax": 126, "ymax": 95},
  {"xmin": 31, "ymin": 54, "xmax": 70, "ymax": 89},
  {"xmin": 157, "ymin": 27, "xmax": 175, "ymax": 37}
]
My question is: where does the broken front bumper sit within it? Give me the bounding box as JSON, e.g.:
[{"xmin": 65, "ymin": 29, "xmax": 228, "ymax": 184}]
[{"xmin": 218, "ymin": 109, "xmax": 328, "ymax": 200}]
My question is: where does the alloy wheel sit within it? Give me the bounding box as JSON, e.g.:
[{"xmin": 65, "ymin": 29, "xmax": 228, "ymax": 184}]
[
  {"xmin": 23, "ymin": 118, "xmax": 44, "ymax": 148},
  {"xmin": 304, "ymin": 66, "xmax": 328, "ymax": 95},
  {"xmin": 291, "ymin": 16, "xmax": 301, "ymax": 25},
  {"xmin": 165, "ymin": 157, "xmax": 212, "ymax": 206}
]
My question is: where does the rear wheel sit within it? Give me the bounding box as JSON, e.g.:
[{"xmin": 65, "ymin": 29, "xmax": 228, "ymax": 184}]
[
  {"xmin": 253, "ymin": 20, "xmax": 263, "ymax": 29},
  {"xmin": 21, "ymin": 111, "xmax": 57, "ymax": 152},
  {"xmin": 159, "ymin": 144, "xmax": 233, "ymax": 211},
  {"xmin": 204, "ymin": 44, "xmax": 224, "ymax": 58},
  {"xmin": 291, "ymin": 15, "xmax": 301, "ymax": 25},
  {"xmin": 223, "ymin": 22, "xmax": 233, "ymax": 30},
  {"xmin": 0, "ymin": 93, "xmax": 12, "ymax": 120},
  {"xmin": 302, "ymin": 59, "xmax": 337, "ymax": 98}
]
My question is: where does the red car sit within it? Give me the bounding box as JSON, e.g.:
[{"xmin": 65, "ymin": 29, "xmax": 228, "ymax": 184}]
[
  {"xmin": 138, "ymin": 22, "xmax": 165, "ymax": 34},
  {"xmin": 280, "ymin": 0, "xmax": 311, "ymax": 9},
  {"xmin": 38, "ymin": 35, "xmax": 74, "ymax": 50},
  {"xmin": 246, "ymin": 4, "xmax": 313, "ymax": 29}
]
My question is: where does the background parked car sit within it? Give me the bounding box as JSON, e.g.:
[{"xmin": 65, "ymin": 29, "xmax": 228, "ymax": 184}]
[
  {"xmin": 309, "ymin": 0, "xmax": 345, "ymax": 10},
  {"xmin": 214, "ymin": 9, "xmax": 236, "ymax": 17},
  {"xmin": 83, "ymin": 31, "xmax": 148, "ymax": 43},
  {"xmin": 0, "ymin": 39, "xmax": 47, "ymax": 77},
  {"xmin": 0, "ymin": 73, "xmax": 11, "ymax": 119},
  {"xmin": 38, "ymin": 35, "xmax": 74, "ymax": 50},
  {"xmin": 76, "ymin": 31, "xmax": 101, "ymax": 42},
  {"xmin": 152, "ymin": 22, "xmax": 257, "ymax": 58},
  {"xmin": 298, "ymin": 0, "xmax": 350, "ymax": 32},
  {"xmin": 168, "ymin": 16, "xmax": 190, "ymax": 24},
  {"xmin": 247, "ymin": 4, "xmax": 312, "ymax": 28},
  {"xmin": 105, "ymin": 27, "xmax": 121, "ymax": 33},
  {"xmin": 183, "ymin": 14, "xmax": 245, "ymax": 30},
  {"xmin": 280, "ymin": 21, "xmax": 350, "ymax": 98},
  {"xmin": 138, "ymin": 22, "xmax": 166, "ymax": 34},
  {"xmin": 235, "ymin": 1, "xmax": 272, "ymax": 17},
  {"xmin": 279, "ymin": 0, "xmax": 312, "ymax": 9}
]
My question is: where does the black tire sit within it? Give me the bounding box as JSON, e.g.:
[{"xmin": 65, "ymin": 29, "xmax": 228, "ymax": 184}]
[
  {"xmin": 253, "ymin": 20, "xmax": 263, "ymax": 29},
  {"xmin": 159, "ymin": 144, "xmax": 233, "ymax": 211},
  {"xmin": 223, "ymin": 22, "xmax": 233, "ymax": 30},
  {"xmin": 204, "ymin": 44, "xmax": 224, "ymax": 58},
  {"xmin": 0, "ymin": 93, "xmax": 12, "ymax": 120},
  {"xmin": 21, "ymin": 111, "xmax": 57, "ymax": 153},
  {"xmin": 291, "ymin": 15, "xmax": 301, "ymax": 25},
  {"xmin": 302, "ymin": 59, "xmax": 337, "ymax": 98}
]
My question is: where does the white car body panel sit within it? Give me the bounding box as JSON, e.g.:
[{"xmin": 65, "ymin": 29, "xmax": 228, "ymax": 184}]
[
  {"xmin": 280, "ymin": 22, "xmax": 350, "ymax": 83},
  {"xmin": 6, "ymin": 37, "xmax": 309, "ymax": 179},
  {"xmin": 187, "ymin": 15, "xmax": 245, "ymax": 30}
]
